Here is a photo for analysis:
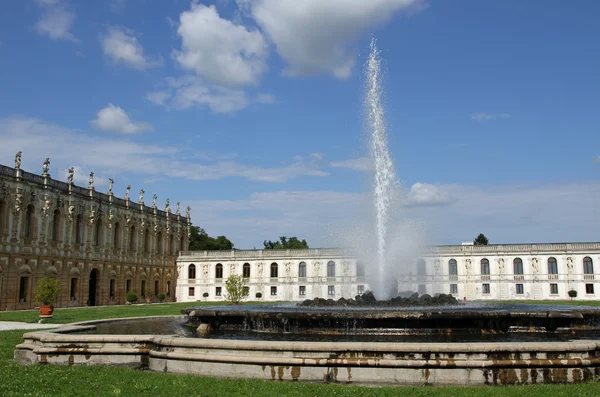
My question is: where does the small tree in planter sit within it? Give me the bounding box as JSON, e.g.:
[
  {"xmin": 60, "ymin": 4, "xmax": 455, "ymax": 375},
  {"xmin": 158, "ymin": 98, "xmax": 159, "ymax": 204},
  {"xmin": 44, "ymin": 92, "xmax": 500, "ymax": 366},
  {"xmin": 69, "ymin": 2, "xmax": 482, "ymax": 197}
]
[
  {"xmin": 34, "ymin": 277, "xmax": 62, "ymax": 317},
  {"xmin": 225, "ymin": 274, "xmax": 249, "ymax": 305},
  {"xmin": 145, "ymin": 290, "xmax": 154, "ymax": 303},
  {"xmin": 202, "ymin": 292, "xmax": 209, "ymax": 301},
  {"xmin": 126, "ymin": 292, "xmax": 137, "ymax": 304},
  {"xmin": 255, "ymin": 292, "xmax": 262, "ymax": 299},
  {"xmin": 568, "ymin": 290, "xmax": 578, "ymax": 300},
  {"xmin": 157, "ymin": 293, "xmax": 165, "ymax": 303}
]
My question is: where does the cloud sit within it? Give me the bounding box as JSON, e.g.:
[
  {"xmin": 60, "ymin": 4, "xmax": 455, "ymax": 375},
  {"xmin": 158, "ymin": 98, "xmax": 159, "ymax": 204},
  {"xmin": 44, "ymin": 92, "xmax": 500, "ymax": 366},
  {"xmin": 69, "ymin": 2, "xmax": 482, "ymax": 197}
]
[
  {"xmin": 0, "ymin": 116, "xmax": 327, "ymax": 183},
  {"xmin": 594, "ymin": 156, "xmax": 600, "ymax": 163},
  {"xmin": 91, "ymin": 104, "xmax": 153, "ymax": 134},
  {"xmin": 174, "ymin": 3, "xmax": 268, "ymax": 87},
  {"xmin": 35, "ymin": 1, "xmax": 79, "ymax": 43},
  {"xmin": 256, "ymin": 93, "xmax": 276, "ymax": 104},
  {"xmin": 404, "ymin": 182, "xmax": 453, "ymax": 207},
  {"xmin": 101, "ymin": 26, "xmax": 160, "ymax": 70},
  {"xmin": 243, "ymin": 0, "xmax": 425, "ymax": 78},
  {"xmin": 57, "ymin": 165, "xmax": 109, "ymax": 188},
  {"xmin": 471, "ymin": 112, "xmax": 511, "ymax": 121},
  {"xmin": 330, "ymin": 157, "xmax": 372, "ymax": 171}
]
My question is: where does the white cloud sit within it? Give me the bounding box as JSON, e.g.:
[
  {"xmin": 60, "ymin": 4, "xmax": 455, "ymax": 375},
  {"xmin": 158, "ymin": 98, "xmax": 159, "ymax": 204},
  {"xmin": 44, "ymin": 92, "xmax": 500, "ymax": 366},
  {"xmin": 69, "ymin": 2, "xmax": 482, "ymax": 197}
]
[
  {"xmin": 58, "ymin": 165, "xmax": 109, "ymax": 188},
  {"xmin": 91, "ymin": 104, "xmax": 153, "ymax": 134},
  {"xmin": 101, "ymin": 26, "xmax": 159, "ymax": 70},
  {"xmin": 330, "ymin": 157, "xmax": 372, "ymax": 171},
  {"xmin": 174, "ymin": 3, "xmax": 268, "ymax": 87},
  {"xmin": 35, "ymin": 4, "xmax": 78, "ymax": 43},
  {"xmin": 593, "ymin": 155, "xmax": 600, "ymax": 163},
  {"xmin": 0, "ymin": 116, "xmax": 327, "ymax": 184},
  {"xmin": 471, "ymin": 112, "xmax": 511, "ymax": 121},
  {"xmin": 244, "ymin": 0, "xmax": 425, "ymax": 78},
  {"xmin": 256, "ymin": 93, "xmax": 276, "ymax": 104},
  {"xmin": 404, "ymin": 182, "xmax": 453, "ymax": 207}
]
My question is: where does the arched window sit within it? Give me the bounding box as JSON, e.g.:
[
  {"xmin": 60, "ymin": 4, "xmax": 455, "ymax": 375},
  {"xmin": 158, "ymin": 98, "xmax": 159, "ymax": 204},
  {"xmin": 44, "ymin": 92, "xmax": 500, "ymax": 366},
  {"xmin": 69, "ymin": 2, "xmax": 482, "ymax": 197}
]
[
  {"xmin": 513, "ymin": 258, "xmax": 523, "ymax": 275},
  {"xmin": 547, "ymin": 257, "xmax": 558, "ymax": 275},
  {"xmin": 114, "ymin": 222, "xmax": 121, "ymax": 249},
  {"xmin": 157, "ymin": 231, "xmax": 163, "ymax": 254},
  {"xmin": 270, "ymin": 262, "xmax": 278, "ymax": 278},
  {"xmin": 356, "ymin": 261, "xmax": 365, "ymax": 278},
  {"xmin": 215, "ymin": 263, "xmax": 223, "ymax": 279},
  {"xmin": 129, "ymin": 226, "xmax": 136, "ymax": 250},
  {"xmin": 188, "ymin": 264, "xmax": 196, "ymax": 279},
  {"xmin": 52, "ymin": 209, "xmax": 60, "ymax": 242},
  {"xmin": 583, "ymin": 257, "xmax": 594, "ymax": 274},
  {"xmin": 242, "ymin": 263, "xmax": 250, "ymax": 278},
  {"xmin": 327, "ymin": 261, "xmax": 336, "ymax": 277},
  {"xmin": 144, "ymin": 228, "xmax": 150, "ymax": 253},
  {"xmin": 449, "ymin": 259, "xmax": 458, "ymax": 275},
  {"xmin": 298, "ymin": 262, "xmax": 307, "ymax": 278},
  {"xmin": 75, "ymin": 214, "xmax": 83, "ymax": 244},
  {"xmin": 168, "ymin": 234, "xmax": 174, "ymax": 255},
  {"xmin": 95, "ymin": 219, "xmax": 103, "ymax": 246},
  {"xmin": 24, "ymin": 204, "xmax": 34, "ymax": 238},
  {"xmin": 480, "ymin": 259, "xmax": 490, "ymax": 275},
  {"xmin": 417, "ymin": 259, "xmax": 426, "ymax": 275}
]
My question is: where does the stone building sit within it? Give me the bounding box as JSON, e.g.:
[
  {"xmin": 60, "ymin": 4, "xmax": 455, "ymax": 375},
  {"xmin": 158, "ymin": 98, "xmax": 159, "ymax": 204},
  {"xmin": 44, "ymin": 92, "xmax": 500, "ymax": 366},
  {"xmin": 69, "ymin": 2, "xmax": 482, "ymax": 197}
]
[
  {"xmin": 0, "ymin": 152, "xmax": 190, "ymax": 311},
  {"xmin": 177, "ymin": 243, "xmax": 599, "ymax": 302}
]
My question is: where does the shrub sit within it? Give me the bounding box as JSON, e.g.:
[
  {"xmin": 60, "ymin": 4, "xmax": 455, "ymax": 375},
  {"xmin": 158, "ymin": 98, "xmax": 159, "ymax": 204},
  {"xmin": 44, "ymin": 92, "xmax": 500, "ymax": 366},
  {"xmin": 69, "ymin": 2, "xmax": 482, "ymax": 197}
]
[
  {"xmin": 34, "ymin": 277, "xmax": 62, "ymax": 306},
  {"xmin": 568, "ymin": 290, "xmax": 578, "ymax": 300},
  {"xmin": 225, "ymin": 275, "xmax": 249, "ymax": 304},
  {"xmin": 126, "ymin": 292, "xmax": 138, "ymax": 303},
  {"xmin": 157, "ymin": 293, "xmax": 165, "ymax": 302},
  {"xmin": 255, "ymin": 292, "xmax": 262, "ymax": 299},
  {"xmin": 203, "ymin": 292, "xmax": 209, "ymax": 298}
]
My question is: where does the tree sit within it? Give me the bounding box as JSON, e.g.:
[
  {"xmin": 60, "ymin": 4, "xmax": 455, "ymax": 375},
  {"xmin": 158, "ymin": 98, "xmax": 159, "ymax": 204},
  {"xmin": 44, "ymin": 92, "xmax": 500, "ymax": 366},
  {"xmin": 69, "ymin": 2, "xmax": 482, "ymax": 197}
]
[
  {"xmin": 224, "ymin": 274, "xmax": 248, "ymax": 305},
  {"xmin": 263, "ymin": 236, "xmax": 309, "ymax": 250},
  {"xmin": 188, "ymin": 226, "xmax": 234, "ymax": 251},
  {"xmin": 568, "ymin": 290, "xmax": 577, "ymax": 300},
  {"xmin": 473, "ymin": 233, "xmax": 489, "ymax": 246}
]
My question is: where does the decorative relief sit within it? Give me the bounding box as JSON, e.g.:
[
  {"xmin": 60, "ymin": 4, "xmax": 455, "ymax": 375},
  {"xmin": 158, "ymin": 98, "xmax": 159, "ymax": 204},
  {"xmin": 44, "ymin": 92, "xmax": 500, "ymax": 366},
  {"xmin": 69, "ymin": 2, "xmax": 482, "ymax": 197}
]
[
  {"xmin": 531, "ymin": 257, "xmax": 539, "ymax": 274},
  {"xmin": 465, "ymin": 259, "xmax": 472, "ymax": 276},
  {"xmin": 257, "ymin": 262, "xmax": 264, "ymax": 276},
  {"xmin": 566, "ymin": 257, "xmax": 574, "ymax": 274},
  {"xmin": 203, "ymin": 265, "xmax": 209, "ymax": 279},
  {"xmin": 313, "ymin": 261, "xmax": 320, "ymax": 275},
  {"xmin": 434, "ymin": 259, "xmax": 441, "ymax": 273},
  {"xmin": 230, "ymin": 263, "xmax": 236, "ymax": 275},
  {"xmin": 285, "ymin": 261, "xmax": 291, "ymax": 275}
]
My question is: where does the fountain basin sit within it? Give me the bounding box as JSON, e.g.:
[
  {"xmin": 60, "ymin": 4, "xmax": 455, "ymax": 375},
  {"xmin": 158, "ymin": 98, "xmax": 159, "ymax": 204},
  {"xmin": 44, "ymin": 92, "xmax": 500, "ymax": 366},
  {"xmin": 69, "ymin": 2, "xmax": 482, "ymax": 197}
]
[{"xmin": 14, "ymin": 308, "xmax": 600, "ymax": 385}]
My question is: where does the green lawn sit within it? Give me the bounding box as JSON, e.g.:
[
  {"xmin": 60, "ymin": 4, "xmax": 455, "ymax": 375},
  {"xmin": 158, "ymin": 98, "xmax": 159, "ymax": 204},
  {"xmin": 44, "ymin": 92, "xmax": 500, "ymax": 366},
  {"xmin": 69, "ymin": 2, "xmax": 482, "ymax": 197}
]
[
  {"xmin": 474, "ymin": 300, "xmax": 600, "ymax": 307},
  {"xmin": 1, "ymin": 301, "xmax": 600, "ymax": 396}
]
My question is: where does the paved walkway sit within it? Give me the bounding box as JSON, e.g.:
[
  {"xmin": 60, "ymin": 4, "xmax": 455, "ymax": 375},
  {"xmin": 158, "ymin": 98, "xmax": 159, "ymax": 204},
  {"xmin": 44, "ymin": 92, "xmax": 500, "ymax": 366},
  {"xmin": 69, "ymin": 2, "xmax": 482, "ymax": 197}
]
[{"xmin": 0, "ymin": 321, "xmax": 60, "ymax": 331}]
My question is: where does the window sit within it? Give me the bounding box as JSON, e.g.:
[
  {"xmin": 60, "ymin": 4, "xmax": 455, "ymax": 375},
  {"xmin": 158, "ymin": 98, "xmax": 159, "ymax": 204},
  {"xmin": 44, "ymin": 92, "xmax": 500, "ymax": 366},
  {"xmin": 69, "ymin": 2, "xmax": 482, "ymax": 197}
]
[
  {"xmin": 70, "ymin": 278, "xmax": 78, "ymax": 300},
  {"xmin": 513, "ymin": 258, "xmax": 523, "ymax": 274},
  {"xmin": 215, "ymin": 263, "xmax": 223, "ymax": 279},
  {"xmin": 114, "ymin": 222, "xmax": 121, "ymax": 249},
  {"xmin": 327, "ymin": 261, "xmax": 336, "ymax": 278},
  {"xmin": 449, "ymin": 259, "xmax": 458, "ymax": 280},
  {"xmin": 141, "ymin": 280, "xmax": 146, "ymax": 297},
  {"xmin": 188, "ymin": 264, "xmax": 196, "ymax": 279},
  {"xmin": 547, "ymin": 257, "xmax": 558, "ymax": 275},
  {"xmin": 516, "ymin": 284, "xmax": 524, "ymax": 295},
  {"xmin": 242, "ymin": 286, "xmax": 249, "ymax": 296},
  {"xmin": 157, "ymin": 232, "xmax": 163, "ymax": 254},
  {"xmin": 144, "ymin": 229, "xmax": 150, "ymax": 253},
  {"xmin": 299, "ymin": 286, "xmax": 306, "ymax": 296},
  {"xmin": 75, "ymin": 214, "xmax": 83, "ymax": 244},
  {"xmin": 550, "ymin": 284, "xmax": 558, "ymax": 294},
  {"xmin": 95, "ymin": 220, "xmax": 103, "ymax": 246},
  {"xmin": 270, "ymin": 286, "xmax": 277, "ymax": 296},
  {"xmin": 109, "ymin": 279, "xmax": 116, "ymax": 298},
  {"xmin": 19, "ymin": 276, "xmax": 29, "ymax": 302},
  {"xmin": 243, "ymin": 263, "xmax": 251, "ymax": 278},
  {"xmin": 480, "ymin": 259, "xmax": 490, "ymax": 275},
  {"xmin": 356, "ymin": 261, "xmax": 365, "ymax": 278},
  {"xmin": 417, "ymin": 259, "xmax": 426, "ymax": 276},
  {"xmin": 298, "ymin": 262, "xmax": 307, "ymax": 278},
  {"xmin": 188, "ymin": 287, "xmax": 195, "ymax": 297},
  {"xmin": 270, "ymin": 262, "xmax": 278, "ymax": 278},
  {"xmin": 328, "ymin": 285, "xmax": 335, "ymax": 295},
  {"xmin": 167, "ymin": 281, "xmax": 171, "ymax": 297},
  {"xmin": 586, "ymin": 284, "xmax": 595, "ymax": 294},
  {"xmin": 216, "ymin": 287, "xmax": 222, "ymax": 296},
  {"xmin": 357, "ymin": 285, "xmax": 365, "ymax": 295},
  {"xmin": 583, "ymin": 257, "xmax": 594, "ymax": 274},
  {"xmin": 154, "ymin": 280, "xmax": 159, "ymax": 296},
  {"xmin": 52, "ymin": 210, "xmax": 60, "ymax": 242},
  {"xmin": 126, "ymin": 279, "xmax": 131, "ymax": 293},
  {"xmin": 482, "ymin": 283, "xmax": 490, "ymax": 294},
  {"xmin": 129, "ymin": 226, "xmax": 136, "ymax": 250},
  {"xmin": 450, "ymin": 284, "xmax": 458, "ymax": 294},
  {"xmin": 24, "ymin": 204, "xmax": 34, "ymax": 239}
]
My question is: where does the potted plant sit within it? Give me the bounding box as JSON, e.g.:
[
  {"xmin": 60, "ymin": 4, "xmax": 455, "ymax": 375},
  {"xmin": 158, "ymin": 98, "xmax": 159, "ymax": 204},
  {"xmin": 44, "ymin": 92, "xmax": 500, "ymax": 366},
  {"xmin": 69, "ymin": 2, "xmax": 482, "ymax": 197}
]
[
  {"xmin": 126, "ymin": 292, "xmax": 137, "ymax": 304},
  {"xmin": 203, "ymin": 292, "xmax": 209, "ymax": 301},
  {"xmin": 157, "ymin": 292, "xmax": 165, "ymax": 303},
  {"xmin": 255, "ymin": 292, "xmax": 262, "ymax": 299},
  {"xmin": 34, "ymin": 277, "xmax": 61, "ymax": 317},
  {"xmin": 145, "ymin": 290, "xmax": 153, "ymax": 303},
  {"xmin": 568, "ymin": 290, "xmax": 577, "ymax": 301}
]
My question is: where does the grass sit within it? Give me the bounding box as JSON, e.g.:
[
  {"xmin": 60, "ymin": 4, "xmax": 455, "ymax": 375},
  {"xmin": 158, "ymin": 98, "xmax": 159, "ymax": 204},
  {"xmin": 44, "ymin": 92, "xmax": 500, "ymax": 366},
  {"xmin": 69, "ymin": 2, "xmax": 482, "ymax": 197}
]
[
  {"xmin": 474, "ymin": 300, "xmax": 600, "ymax": 307},
  {"xmin": 1, "ymin": 300, "xmax": 600, "ymax": 396}
]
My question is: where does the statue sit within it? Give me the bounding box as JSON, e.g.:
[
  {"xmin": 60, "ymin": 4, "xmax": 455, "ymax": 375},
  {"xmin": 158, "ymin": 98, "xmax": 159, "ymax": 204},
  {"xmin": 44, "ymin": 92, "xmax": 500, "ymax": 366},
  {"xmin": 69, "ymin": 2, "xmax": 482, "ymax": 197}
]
[
  {"xmin": 257, "ymin": 262, "xmax": 264, "ymax": 275},
  {"xmin": 89, "ymin": 208, "xmax": 96, "ymax": 224},
  {"xmin": 42, "ymin": 158, "xmax": 50, "ymax": 175},
  {"xmin": 434, "ymin": 259, "xmax": 441, "ymax": 273},
  {"xmin": 88, "ymin": 172, "xmax": 94, "ymax": 189},
  {"xmin": 203, "ymin": 265, "xmax": 209, "ymax": 279},
  {"xmin": 531, "ymin": 257, "xmax": 539, "ymax": 274},
  {"xmin": 139, "ymin": 189, "xmax": 145, "ymax": 203},
  {"xmin": 497, "ymin": 258, "xmax": 505, "ymax": 273},
  {"xmin": 230, "ymin": 263, "xmax": 236, "ymax": 275},
  {"xmin": 285, "ymin": 262, "xmax": 291, "ymax": 275},
  {"xmin": 152, "ymin": 194, "xmax": 157, "ymax": 207},
  {"xmin": 465, "ymin": 259, "xmax": 472, "ymax": 276},
  {"xmin": 14, "ymin": 188, "xmax": 23, "ymax": 212},
  {"xmin": 125, "ymin": 185, "xmax": 131, "ymax": 200},
  {"xmin": 15, "ymin": 151, "xmax": 22, "ymax": 169},
  {"xmin": 185, "ymin": 205, "xmax": 191, "ymax": 219},
  {"xmin": 165, "ymin": 198, "xmax": 170, "ymax": 212},
  {"xmin": 176, "ymin": 202, "xmax": 180, "ymax": 214},
  {"xmin": 108, "ymin": 178, "xmax": 114, "ymax": 195},
  {"xmin": 67, "ymin": 167, "xmax": 74, "ymax": 184},
  {"xmin": 42, "ymin": 196, "xmax": 51, "ymax": 216},
  {"xmin": 566, "ymin": 257, "xmax": 574, "ymax": 274},
  {"xmin": 313, "ymin": 261, "xmax": 321, "ymax": 274},
  {"xmin": 68, "ymin": 204, "xmax": 75, "ymax": 221}
]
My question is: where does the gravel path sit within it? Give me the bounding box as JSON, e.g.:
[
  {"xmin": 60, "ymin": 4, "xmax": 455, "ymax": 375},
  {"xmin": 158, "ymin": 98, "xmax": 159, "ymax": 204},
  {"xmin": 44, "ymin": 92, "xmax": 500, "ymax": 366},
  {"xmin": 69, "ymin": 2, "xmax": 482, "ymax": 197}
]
[{"xmin": 0, "ymin": 321, "xmax": 59, "ymax": 331}]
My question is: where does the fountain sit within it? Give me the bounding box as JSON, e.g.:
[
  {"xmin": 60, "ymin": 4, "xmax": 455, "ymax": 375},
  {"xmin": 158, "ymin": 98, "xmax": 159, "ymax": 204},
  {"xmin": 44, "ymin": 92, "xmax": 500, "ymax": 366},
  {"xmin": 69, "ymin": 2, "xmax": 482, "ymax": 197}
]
[{"xmin": 14, "ymin": 41, "xmax": 600, "ymax": 385}]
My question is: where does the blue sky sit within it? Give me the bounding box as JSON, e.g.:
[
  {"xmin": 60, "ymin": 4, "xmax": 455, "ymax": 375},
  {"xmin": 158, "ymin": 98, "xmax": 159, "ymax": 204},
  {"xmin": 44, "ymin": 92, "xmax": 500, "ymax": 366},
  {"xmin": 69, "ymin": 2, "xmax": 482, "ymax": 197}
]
[{"xmin": 1, "ymin": 0, "xmax": 599, "ymax": 248}]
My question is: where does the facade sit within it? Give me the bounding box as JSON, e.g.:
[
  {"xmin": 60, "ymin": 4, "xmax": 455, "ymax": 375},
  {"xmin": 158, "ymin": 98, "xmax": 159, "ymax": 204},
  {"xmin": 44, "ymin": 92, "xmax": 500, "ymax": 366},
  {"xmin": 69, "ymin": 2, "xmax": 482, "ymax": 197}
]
[
  {"xmin": 0, "ymin": 153, "xmax": 190, "ymax": 311},
  {"xmin": 177, "ymin": 242, "xmax": 600, "ymax": 302}
]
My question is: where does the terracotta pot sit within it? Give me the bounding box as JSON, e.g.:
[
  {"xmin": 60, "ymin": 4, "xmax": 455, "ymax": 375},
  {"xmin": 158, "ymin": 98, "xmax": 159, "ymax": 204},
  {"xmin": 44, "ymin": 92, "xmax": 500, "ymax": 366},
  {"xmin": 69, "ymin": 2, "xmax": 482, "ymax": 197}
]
[{"xmin": 39, "ymin": 305, "xmax": 54, "ymax": 316}]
